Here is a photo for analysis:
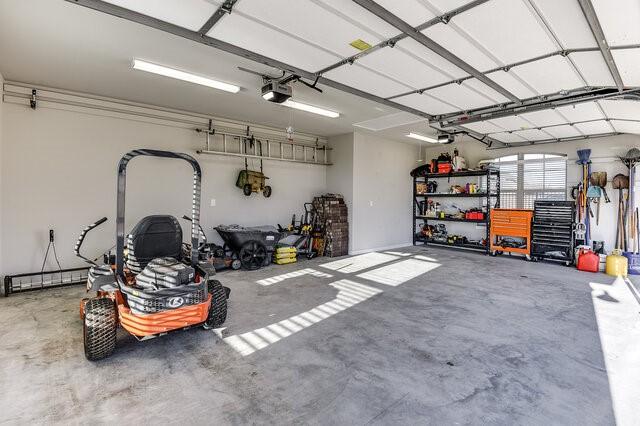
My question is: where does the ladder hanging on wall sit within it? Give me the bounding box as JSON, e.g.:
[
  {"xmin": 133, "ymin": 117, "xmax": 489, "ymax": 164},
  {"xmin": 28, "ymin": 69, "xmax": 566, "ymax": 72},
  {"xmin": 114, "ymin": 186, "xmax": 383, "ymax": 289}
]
[{"xmin": 195, "ymin": 122, "xmax": 332, "ymax": 166}]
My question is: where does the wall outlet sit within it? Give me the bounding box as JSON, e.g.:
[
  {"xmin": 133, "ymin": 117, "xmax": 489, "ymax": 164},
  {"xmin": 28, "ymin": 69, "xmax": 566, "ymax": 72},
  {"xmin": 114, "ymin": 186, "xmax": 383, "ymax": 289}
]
[{"xmin": 210, "ymin": 198, "xmax": 216, "ymax": 207}]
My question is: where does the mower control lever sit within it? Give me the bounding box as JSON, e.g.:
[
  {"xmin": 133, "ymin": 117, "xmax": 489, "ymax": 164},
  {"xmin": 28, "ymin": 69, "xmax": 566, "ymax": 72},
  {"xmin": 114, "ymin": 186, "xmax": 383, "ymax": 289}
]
[
  {"xmin": 181, "ymin": 215, "xmax": 207, "ymax": 247},
  {"xmin": 74, "ymin": 217, "xmax": 108, "ymax": 265}
]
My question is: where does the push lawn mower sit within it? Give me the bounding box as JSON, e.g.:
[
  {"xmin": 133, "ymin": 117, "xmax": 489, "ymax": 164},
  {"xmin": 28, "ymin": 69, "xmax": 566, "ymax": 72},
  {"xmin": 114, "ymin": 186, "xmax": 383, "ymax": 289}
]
[
  {"xmin": 76, "ymin": 149, "xmax": 229, "ymax": 361},
  {"xmin": 180, "ymin": 215, "xmax": 242, "ymax": 271}
]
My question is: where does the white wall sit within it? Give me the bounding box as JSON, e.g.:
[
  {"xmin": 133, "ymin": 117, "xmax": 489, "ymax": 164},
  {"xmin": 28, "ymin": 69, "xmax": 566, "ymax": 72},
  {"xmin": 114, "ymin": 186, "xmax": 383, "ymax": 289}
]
[
  {"xmin": 0, "ymin": 103, "xmax": 326, "ymax": 275},
  {"xmin": 0, "ymin": 73, "xmax": 4, "ymax": 276},
  {"xmin": 326, "ymin": 133, "xmax": 354, "ymax": 251},
  {"xmin": 423, "ymin": 134, "xmax": 640, "ymax": 252},
  {"xmin": 327, "ymin": 131, "xmax": 415, "ymax": 254}
]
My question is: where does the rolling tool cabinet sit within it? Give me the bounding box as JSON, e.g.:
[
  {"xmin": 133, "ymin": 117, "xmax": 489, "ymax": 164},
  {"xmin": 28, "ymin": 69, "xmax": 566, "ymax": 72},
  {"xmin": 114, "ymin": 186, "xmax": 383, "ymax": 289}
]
[
  {"xmin": 531, "ymin": 200, "xmax": 575, "ymax": 265},
  {"xmin": 490, "ymin": 209, "xmax": 534, "ymax": 257}
]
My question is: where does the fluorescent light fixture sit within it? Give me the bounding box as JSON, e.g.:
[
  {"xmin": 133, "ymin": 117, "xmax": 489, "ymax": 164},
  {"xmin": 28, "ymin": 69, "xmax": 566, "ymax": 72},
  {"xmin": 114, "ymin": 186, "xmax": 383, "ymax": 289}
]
[
  {"xmin": 262, "ymin": 91, "xmax": 275, "ymax": 101},
  {"xmin": 281, "ymin": 100, "xmax": 340, "ymax": 118},
  {"xmin": 132, "ymin": 59, "xmax": 240, "ymax": 93},
  {"xmin": 406, "ymin": 132, "xmax": 438, "ymax": 143}
]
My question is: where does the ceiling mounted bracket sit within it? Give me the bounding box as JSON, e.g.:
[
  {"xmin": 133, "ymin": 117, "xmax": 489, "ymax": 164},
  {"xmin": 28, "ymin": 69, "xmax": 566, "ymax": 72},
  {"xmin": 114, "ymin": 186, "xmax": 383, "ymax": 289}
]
[
  {"xmin": 198, "ymin": 0, "xmax": 238, "ymax": 35},
  {"xmin": 30, "ymin": 89, "xmax": 37, "ymax": 110}
]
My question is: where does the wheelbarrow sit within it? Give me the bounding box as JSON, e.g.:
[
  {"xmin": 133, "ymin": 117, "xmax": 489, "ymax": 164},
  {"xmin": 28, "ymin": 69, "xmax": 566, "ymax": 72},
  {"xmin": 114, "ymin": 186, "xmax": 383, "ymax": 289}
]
[{"xmin": 215, "ymin": 225, "xmax": 283, "ymax": 270}]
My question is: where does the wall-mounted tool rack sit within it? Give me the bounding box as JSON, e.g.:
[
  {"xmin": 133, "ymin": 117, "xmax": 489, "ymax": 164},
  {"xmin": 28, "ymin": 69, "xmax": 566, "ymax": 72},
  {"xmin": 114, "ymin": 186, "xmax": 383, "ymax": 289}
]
[{"xmin": 196, "ymin": 122, "xmax": 332, "ymax": 166}]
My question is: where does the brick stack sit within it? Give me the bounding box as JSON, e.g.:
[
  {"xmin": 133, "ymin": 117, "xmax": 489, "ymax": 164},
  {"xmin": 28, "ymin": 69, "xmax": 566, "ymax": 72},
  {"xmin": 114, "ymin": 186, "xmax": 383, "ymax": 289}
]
[{"xmin": 313, "ymin": 194, "xmax": 349, "ymax": 257}]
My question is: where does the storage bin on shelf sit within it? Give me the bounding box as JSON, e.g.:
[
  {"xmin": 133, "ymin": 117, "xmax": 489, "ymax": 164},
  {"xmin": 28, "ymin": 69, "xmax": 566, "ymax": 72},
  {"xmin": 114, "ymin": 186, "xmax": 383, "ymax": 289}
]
[{"xmin": 489, "ymin": 209, "xmax": 533, "ymax": 257}]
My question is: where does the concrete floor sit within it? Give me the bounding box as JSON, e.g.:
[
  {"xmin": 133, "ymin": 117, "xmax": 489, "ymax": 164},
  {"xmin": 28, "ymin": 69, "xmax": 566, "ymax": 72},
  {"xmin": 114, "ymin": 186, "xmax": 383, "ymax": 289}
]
[{"xmin": 1, "ymin": 246, "xmax": 638, "ymax": 425}]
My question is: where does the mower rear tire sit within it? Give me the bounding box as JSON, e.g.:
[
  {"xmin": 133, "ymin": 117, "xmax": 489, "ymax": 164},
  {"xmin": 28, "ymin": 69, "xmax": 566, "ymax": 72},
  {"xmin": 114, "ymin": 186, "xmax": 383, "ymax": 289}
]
[
  {"xmin": 243, "ymin": 184, "xmax": 252, "ymax": 196},
  {"xmin": 83, "ymin": 298, "xmax": 117, "ymax": 361},
  {"xmin": 204, "ymin": 279, "xmax": 227, "ymax": 329},
  {"xmin": 263, "ymin": 186, "xmax": 272, "ymax": 198}
]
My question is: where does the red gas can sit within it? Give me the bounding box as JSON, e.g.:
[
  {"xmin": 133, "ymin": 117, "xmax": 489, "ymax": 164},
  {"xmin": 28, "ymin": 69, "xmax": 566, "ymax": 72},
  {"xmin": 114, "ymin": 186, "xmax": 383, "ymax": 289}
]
[{"xmin": 577, "ymin": 249, "xmax": 599, "ymax": 273}]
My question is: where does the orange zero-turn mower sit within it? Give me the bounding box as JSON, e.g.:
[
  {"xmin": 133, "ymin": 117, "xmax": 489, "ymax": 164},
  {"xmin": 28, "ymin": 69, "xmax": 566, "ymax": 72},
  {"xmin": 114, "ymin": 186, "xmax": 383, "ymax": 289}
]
[{"xmin": 75, "ymin": 149, "xmax": 228, "ymax": 361}]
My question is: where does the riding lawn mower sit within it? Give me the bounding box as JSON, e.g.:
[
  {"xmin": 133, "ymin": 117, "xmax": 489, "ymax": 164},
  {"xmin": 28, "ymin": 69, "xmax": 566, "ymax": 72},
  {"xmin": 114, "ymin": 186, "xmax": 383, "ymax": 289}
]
[{"xmin": 75, "ymin": 149, "xmax": 229, "ymax": 361}]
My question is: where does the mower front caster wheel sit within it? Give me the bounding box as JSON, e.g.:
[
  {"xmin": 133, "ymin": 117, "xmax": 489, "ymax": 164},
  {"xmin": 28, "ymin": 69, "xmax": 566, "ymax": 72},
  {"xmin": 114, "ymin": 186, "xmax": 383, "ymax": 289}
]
[
  {"xmin": 243, "ymin": 184, "xmax": 252, "ymax": 196},
  {"xmin": 263, "ymin": 186, "xmax": 272, "ymax": 198},
  {"xmin": 204, "ymin": 279, "xmax": 227, "ymax": 329},
  {"xmin": 83, "ymin": 298, "xmax": 117, "ymax": 361}
]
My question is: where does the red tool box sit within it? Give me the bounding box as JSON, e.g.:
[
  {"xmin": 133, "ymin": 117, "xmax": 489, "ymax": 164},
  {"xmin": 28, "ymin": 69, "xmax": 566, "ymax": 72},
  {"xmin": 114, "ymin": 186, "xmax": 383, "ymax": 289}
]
[{"xmin": 437, "ymin": 163, "xmax": 453, "ymax": 174}]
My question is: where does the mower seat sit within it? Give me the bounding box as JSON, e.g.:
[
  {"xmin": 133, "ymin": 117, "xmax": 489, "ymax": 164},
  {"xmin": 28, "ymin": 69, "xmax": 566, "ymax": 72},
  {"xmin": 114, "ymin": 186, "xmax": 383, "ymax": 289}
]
[{"xmin": 126, "ymin": 215, "xmax": 183, "ymax": 274}]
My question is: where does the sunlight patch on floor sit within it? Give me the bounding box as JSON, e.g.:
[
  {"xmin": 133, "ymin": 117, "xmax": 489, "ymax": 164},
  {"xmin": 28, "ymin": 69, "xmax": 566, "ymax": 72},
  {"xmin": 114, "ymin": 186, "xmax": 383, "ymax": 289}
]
[
  {"xmin": 256, "ymin": 268, "xmax": 333, "ymax": 286},
  {"xmin": 319, "ymin": 252, "xmax": 398, "ymax": 273},
  {"xmin": 223, "ymin": 279, "xmax": 383, "ymax": 356},
  {"xmin": 590, "ymin": 276, "xmax": 640, "ymax": 426},
  {"xmin": 413, "ymin": 255, "xmax": 438, "ymax": 262},
  {"xmin": 357, "ymin": 259, "xmax": 441, "ymax": 286},
  {"xmin": 383, "ymin": 251, "xmax": 412, "ymax": 257}
]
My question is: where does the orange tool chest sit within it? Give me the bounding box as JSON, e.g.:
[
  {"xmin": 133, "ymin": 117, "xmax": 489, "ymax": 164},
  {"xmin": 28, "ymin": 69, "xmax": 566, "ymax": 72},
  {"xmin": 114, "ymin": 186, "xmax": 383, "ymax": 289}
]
[{"xmin": 490, "ymin": 209, "xmax": 533, "ymax": 257}]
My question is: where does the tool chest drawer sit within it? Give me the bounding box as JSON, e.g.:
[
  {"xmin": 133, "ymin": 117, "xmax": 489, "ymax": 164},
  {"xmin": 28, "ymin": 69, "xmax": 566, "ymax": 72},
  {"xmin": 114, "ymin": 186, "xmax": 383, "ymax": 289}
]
[{"xmin": 491, "ymin": 209, "xmax": 533, "ymax": 235}]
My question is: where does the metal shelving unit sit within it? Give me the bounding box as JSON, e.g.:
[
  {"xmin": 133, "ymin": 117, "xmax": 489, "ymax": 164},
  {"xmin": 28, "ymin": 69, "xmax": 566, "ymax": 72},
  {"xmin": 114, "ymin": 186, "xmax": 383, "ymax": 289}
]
[{"xmin": 413, "ymin": 169, "xmax": 500, "ymax": 253}]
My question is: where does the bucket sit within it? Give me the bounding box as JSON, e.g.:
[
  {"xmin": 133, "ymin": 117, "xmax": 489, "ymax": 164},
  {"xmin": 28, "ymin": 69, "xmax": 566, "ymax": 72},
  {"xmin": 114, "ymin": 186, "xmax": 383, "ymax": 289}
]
[
  {"xmin": 622, "ymin": 252, "xmax": 640, "ymax": 275},
  {"xmin": 606, "ymin": 250, "xmax": 628, "ymax": 277}
]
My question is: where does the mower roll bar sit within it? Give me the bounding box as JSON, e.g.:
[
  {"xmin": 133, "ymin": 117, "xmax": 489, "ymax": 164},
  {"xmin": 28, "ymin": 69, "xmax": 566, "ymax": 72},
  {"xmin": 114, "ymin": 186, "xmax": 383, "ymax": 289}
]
[
  {"xmin": 116, "ymin": 149, "xmax": 202, "ymax": 281},
  {"xmin": 74, "ymin": 216, "xmax": 108, "ymax": 266},
  {"xmin": 182, "ymin": 215, "xmax": 207, "ymax": 249}
]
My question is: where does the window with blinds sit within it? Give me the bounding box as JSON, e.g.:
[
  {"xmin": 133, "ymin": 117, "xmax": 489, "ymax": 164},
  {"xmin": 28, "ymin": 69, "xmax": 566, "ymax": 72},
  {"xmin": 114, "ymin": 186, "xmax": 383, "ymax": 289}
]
[{"xmin": 492, "ymin": 153, "xmax": 567, "ymax": 209}]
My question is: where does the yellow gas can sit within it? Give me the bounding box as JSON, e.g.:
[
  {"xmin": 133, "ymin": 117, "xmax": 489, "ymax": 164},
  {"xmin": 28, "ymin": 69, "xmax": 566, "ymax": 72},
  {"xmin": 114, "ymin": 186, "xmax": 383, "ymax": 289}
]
[{"xmin": 605, "ymin": 250, "xmax": 628, "ymax": 277}]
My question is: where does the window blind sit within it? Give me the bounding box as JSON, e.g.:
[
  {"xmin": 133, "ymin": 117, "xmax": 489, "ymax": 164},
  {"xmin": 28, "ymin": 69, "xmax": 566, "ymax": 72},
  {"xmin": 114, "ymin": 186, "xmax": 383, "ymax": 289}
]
[{"xmin": 492, "ymin": 153, "xmax": 566, "ymax": 209}]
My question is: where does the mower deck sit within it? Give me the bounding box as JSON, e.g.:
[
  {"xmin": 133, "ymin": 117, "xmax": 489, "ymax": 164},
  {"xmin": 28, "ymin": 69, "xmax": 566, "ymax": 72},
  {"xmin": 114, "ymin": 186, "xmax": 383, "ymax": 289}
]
[{"xmin": 117, "ymin": 295, "xmax": 211, "ymax": 338}]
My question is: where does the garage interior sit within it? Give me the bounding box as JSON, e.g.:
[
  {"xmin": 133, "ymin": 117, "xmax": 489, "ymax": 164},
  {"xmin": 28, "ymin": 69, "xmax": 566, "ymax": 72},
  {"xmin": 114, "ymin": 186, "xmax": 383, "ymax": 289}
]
[{"xmin": 0, "ymin": 0, "xmax": 639, "ymax": 424}]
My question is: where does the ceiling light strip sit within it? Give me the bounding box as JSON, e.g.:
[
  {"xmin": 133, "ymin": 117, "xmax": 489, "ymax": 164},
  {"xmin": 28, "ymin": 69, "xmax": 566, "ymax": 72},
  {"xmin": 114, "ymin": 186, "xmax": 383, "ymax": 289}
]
[
  {"xmin": 282, "ymin": 100, "xmax": 340, "ymax": 118},
  {"xmin": 132, "ymin": 59, "xmax": 240, "ymax": 93},
  {"xmin": 406, "ymin": 132, "xmax": 438, "ymax": 143},
  {"xmin": 64, "ymin": 0, "xmax": 435, "ymax": 120}
]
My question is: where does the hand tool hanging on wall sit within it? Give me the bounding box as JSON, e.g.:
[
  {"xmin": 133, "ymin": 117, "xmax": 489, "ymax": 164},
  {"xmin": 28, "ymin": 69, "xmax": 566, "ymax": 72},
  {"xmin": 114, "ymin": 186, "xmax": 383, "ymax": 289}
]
[
  {"xmin": 636, "ymin": 208, "xmax": 639, "ymax": 255},
  {"xmin": 586, "ymin": 185, "xmax": 602, "ymax": 225},
  {"xmin": 620, "ymin": 149, "xmax": 640, "ymax": 252},
  {"xmin": 590, "ymin": 172, "xmax": 610, "ymax": 203},
  {"xmin": 575, "ymin": 149, "xmax": 592, "ymax": 245},
  {"xmin": 40, "ymin": 229, "xmax": 63, "ymax": 279},
  {"xmin": 612, "ymin": 173, "xmax": 629, "ymax": 251}
]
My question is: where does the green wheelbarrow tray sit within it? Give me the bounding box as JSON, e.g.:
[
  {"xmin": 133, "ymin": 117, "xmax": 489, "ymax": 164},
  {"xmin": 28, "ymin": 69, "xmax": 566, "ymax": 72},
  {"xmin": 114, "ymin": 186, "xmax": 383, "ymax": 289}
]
[{"xmin": 236, "ymin": 169, "xmax": 272, "ymax": 197}]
